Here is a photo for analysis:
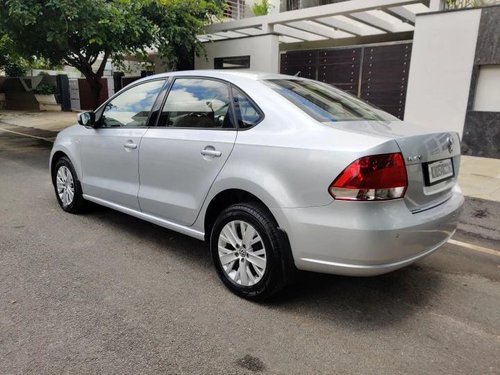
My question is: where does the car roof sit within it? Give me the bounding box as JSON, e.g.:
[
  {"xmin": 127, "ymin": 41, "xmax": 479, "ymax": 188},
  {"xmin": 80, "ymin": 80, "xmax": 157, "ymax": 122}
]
[{"xmin": 141, "ymin": 70, "xmax": 300, "ymax": 82}]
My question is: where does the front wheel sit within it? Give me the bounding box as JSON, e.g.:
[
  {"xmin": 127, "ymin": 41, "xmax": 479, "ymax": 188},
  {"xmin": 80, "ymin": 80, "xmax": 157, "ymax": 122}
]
[
  {"xmin": 53, "ymin": 156, "xmax": 86, "ymax": 213},
  {"xmin": 210, "ymin": 203, "xmax": 289, "ymax": 300}
]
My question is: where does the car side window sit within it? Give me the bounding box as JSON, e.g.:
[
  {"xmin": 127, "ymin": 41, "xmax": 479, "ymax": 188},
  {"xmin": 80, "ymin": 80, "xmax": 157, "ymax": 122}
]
[
  {"xmin": 157, "ymin": 78, "xmax": 235, "ymax": 129},
  {"xmin": 100, "ymin": 80, "xmax": 165, "ymax": 128},
  {"xmin": 232, "ymin": 86, "xmax": 263, "ymax": 129}
]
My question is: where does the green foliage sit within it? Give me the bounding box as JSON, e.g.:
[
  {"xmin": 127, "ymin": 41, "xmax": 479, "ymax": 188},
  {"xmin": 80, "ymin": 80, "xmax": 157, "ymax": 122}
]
[
  {"xmin": 0, "ymin": 34, "xmax": 12, "ymax": 69},
  {"xmin": 0, "ymin": 0, "xmax": 223, "ymax": 72},
  {"xmin": 0, "ymin": 0, "xmax": 224, "ymax": 106},
  {"xmin": 0, "ymin": 34, "xmax": 28, "ymax": 76},
  {"xmin": 33, "ymin": 84, "xmax": 56, "ymax": 95},
  {"xmin": 148, "ymin": 0, "xmax": 225, "ymax": 69},
  {"xmin": 1, "ymin": 33, "xmax": 66, "ymax": 76},
  {"xmin": 252, "ymin": 0, "xmax": 270, "ymax": 16},
  {"xmin": 4, "ymin": 60, "xmax": 28, "ymax": 77}
]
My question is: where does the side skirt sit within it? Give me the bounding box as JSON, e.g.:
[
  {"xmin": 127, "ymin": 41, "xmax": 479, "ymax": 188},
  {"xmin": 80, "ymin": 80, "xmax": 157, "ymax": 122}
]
[{"xmin": 82, "ymin": 194, "xmax": 205, "ymax": 241}]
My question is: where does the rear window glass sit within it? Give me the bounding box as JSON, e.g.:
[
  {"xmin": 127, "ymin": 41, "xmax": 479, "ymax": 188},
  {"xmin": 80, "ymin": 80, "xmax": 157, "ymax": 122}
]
[
  {"xmin": 263, "ymin": 79, "xmax": 397, "ymax": 122},
  {"xmin": 232, "ymin": 86, "xmax": 263, "ymax": 129}
]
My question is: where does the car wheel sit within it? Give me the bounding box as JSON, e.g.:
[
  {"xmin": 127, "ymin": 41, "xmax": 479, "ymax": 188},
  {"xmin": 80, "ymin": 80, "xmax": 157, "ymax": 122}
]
[
  {"xmin": 210, "ymin": 203, "xmax": 288, "ymax": 300},
  {"xmin": 53, "ymin": 156, "xmax": 86, "ymax": 213}
]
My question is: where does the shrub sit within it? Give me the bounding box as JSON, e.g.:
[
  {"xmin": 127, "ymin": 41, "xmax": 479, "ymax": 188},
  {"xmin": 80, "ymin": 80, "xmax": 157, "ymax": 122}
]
[
  {"xmin": 5, "ymin": 61, "xmax": 27, "ymax": 77},
  {"xmin": 34, "ymin": 84, "xmax": 56, "ymax": 95},
  {"xmin": 252, "ymin": 0, "xmax": 270, "ymax": 16}
]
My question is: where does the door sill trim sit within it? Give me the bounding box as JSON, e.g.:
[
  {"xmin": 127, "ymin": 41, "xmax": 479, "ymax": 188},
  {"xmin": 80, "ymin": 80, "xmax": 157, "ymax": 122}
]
[{"xmin": 82, "ymin": 194, "xmax": 205, "ymax": 241}]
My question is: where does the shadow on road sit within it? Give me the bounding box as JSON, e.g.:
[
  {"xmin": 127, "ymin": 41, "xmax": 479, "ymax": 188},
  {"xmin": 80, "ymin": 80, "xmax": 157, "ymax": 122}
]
[
  {"xmin": 267, "ymin": 266, "xmax": 441, "ymax": 329},
  {"xmin": 82, "ymin": 203, "xmax": 443, "ymax": 330},
  {"xmin": 0, "ymin": 131, "xmax": 53, "ymax": 169}
]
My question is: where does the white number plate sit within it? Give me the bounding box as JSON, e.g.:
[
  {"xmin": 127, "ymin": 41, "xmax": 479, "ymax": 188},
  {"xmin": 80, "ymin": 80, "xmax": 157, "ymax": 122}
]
[{"xmin": 427, "ymin": 158, "xmax": 454, "ymax": 184}]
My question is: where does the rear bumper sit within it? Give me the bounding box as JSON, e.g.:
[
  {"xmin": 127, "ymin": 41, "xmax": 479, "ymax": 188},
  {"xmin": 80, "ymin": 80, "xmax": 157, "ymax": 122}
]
[{"xmin": 272, "ymin": 185, "xmax": 464, "ymax": 276}]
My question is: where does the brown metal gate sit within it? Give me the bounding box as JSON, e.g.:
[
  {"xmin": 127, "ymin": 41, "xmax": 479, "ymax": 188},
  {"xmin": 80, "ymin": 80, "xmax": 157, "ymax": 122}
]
[{"xmin": 280, "ymin": 42, "xmax": 412, "ymax": 119}]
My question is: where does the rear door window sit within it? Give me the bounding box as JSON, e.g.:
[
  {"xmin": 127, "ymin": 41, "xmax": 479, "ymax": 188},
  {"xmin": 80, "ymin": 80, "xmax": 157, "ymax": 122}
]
[
  {"xmin": 231, "ymin": 87, "xmax": 263, "ymax": 129},
  {"xmin": 157, "ymin": 78, "xmax": 235, "ymax": 129}
]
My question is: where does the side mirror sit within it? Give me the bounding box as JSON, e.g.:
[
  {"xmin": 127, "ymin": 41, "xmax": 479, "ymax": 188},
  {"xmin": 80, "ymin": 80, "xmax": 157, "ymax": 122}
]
[{"xmin": 77, "ymin": 111, "xmax": 95, "ymax": 127}]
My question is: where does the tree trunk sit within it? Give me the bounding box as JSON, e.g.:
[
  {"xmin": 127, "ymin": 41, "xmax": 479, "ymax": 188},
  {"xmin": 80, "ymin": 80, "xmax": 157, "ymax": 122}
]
[
  {"xmin": 64, "ymin": 50, "xmax": 110, "ymax": 110},
  {"xmin": 87, "ymin": 77, "xmax": 103, "ymax": 110}
]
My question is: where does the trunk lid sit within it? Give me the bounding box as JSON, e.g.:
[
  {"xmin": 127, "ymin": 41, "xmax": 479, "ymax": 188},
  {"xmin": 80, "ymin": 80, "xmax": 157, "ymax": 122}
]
[
  {"xmin": 395, "ymin": 131, "xmax": 460, "ymax": 212},
  {"xmin": 326, "ymin": 121, "xmax": 461, "ymax": 212}
]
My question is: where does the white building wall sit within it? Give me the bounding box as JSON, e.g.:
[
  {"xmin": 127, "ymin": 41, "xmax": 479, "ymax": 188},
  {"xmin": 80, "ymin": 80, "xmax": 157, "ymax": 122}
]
[
  {"xmin": 404, "ymin": 9, "xmax": 481, "ymax": 137},
  {"xmin": 473, "ymin": 65, "xmax": 500, "ymax": 112},
  {"xmin": 195, "ymin": 34, "xmax": 280, "ymax": 73}
]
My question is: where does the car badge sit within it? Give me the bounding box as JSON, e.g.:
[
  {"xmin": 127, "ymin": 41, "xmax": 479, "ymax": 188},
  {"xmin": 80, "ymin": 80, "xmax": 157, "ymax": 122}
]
[
  {"xmin": 447, "ymin": 136, "xmax": 454, "ymax": 154},
  {"xmin": 407, "ymin": 155, "xmax": 422, "ymax": 162}
]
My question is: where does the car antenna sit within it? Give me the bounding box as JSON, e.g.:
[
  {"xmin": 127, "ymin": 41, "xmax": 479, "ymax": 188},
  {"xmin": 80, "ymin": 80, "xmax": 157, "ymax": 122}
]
[{"xmin": 294, "ymin": 71, "xmax": 301, "ymax": 77}]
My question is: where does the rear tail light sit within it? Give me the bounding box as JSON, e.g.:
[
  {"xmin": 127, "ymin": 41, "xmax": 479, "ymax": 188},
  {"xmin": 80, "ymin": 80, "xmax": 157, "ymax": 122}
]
[{"xmin": 329, "ymin": 153, "xmax": 407, "ymax": 201}]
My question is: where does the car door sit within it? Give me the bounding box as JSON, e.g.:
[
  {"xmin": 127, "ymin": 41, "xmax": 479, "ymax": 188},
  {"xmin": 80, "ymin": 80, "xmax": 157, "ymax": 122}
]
[
  {"xmin": 79, "ymin": 79, "xmax": 166, "ymax": 210},
  {"xmin": 138, "ymin": 77, "xmax": 237, "ymax": 226}
]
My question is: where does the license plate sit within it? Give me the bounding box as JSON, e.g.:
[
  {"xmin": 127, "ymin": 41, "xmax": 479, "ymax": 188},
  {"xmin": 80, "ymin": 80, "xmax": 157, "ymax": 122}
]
[{"xmin": 427, "ymin": 158, "xmax": 454, "ymax": 184}]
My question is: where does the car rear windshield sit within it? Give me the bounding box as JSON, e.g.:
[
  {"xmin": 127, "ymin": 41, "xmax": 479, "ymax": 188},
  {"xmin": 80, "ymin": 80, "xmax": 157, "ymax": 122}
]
[{"xmin": 263, "ymin": 79, "xmax": 397, "ymax": 122}]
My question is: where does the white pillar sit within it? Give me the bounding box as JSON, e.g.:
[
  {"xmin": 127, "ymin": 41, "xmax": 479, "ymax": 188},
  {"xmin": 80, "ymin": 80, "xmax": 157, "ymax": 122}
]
[{"xmin": 429, "ymin": 0, "xmax": 445, "ymax": 11}]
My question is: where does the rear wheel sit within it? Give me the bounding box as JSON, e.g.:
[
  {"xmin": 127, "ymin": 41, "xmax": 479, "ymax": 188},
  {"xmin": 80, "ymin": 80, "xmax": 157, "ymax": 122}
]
[
  {"xmin": 210, "ymin": 203, "xmax": 288, "ymax": 299},
  {"xmin": 53, "ymin": 157, "xmax": 86, "ymax": 213}
]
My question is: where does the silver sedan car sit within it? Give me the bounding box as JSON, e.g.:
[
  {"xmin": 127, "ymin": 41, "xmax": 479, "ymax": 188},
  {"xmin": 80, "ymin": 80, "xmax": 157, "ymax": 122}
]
[{"xmin": 50, "ymin": 70, "xmax": 463, "ymax": 299}]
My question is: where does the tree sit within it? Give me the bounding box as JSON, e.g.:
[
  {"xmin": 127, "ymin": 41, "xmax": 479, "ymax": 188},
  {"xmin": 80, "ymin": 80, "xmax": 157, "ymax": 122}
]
[
  {"xmin": 0, "ymin": 0, "xmax": 223, "ymax": 108},
  {"xmin": 0, "ymin": 34, "xmax": 29, "ymax": 77}
]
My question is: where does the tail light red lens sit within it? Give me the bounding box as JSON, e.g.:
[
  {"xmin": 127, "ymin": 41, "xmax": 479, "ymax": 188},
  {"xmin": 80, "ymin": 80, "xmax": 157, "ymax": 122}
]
[{"xmin": 329, "ymin": 153, "xmax": 408, "ymax": 201}]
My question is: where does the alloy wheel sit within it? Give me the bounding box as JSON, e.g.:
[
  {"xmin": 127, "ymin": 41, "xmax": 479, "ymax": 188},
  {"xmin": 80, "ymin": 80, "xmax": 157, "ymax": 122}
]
[
  {"xmin": 56, "ymin": 165, "xmax": 75, "ymax": 207},
  {"xmin": 217, "ymin": 220, "xmax": 267, "ymax": 286}
]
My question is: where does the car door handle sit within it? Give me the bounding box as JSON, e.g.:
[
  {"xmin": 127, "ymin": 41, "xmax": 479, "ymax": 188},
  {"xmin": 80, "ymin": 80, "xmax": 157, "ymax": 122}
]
[
  {"xmin": 200, "ymin": 149, "xmax": 222, "ymax": 157},
  {"xmin": 124, "ymin": 141, "xmax": 138, "ymax": 150}
]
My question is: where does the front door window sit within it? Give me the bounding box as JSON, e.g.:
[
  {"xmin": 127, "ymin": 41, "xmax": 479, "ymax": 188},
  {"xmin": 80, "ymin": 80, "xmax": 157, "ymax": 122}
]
[{"xmin": 100, "ymin": 80, "xmax": 165, "ymax": 128}]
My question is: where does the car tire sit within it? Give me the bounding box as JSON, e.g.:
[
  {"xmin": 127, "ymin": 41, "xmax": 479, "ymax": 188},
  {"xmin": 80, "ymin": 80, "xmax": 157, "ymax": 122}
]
[
  {"xmin": 210, "ymin": 202, "xmax": 289, "ymax": 300},
  {"xmin": 53, "ymin": 156, "xmax": 86, "ymax": 214}
]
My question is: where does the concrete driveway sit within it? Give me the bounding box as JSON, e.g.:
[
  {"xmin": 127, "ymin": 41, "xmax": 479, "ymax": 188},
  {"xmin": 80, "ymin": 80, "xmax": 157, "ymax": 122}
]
[{"xmin": 0, "ymin": 126, "xmax": 499, "ymax": 374}]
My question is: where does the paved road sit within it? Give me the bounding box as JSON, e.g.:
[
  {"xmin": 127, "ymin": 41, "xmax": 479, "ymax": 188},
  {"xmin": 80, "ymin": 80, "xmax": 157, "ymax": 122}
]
[{"xmin": 0, "ymin": 127, "xmax": 499, "ymax": 374}]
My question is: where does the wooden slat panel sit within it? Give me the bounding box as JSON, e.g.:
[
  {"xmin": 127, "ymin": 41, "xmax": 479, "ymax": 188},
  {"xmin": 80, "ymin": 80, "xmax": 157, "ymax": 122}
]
[
  {"xmin": 318, "ymin": 48, "xmax": 361, "ymax": 95},
  {"xmin": 360, "ymin": 43, "xmax": 412, "ymax": 119},
  {"xmin": 280, "ymin": 50, "xmax": 318, "ymax": 79}
]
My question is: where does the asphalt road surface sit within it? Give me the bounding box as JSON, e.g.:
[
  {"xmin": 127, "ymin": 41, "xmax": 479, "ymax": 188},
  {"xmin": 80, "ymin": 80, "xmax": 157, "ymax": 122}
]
[{"xmin": 1, "ymin": 126, "xmax": 499, "ymax": 374}]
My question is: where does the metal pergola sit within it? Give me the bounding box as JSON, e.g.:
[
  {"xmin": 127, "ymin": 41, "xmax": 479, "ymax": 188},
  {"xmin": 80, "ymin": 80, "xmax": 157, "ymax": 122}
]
[{"xmin": 198, "ymin": 0, "xmax": 441, "ymax": 44}]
